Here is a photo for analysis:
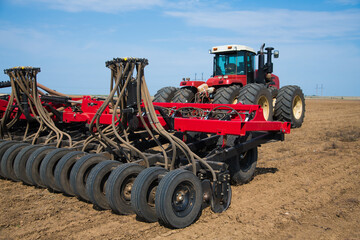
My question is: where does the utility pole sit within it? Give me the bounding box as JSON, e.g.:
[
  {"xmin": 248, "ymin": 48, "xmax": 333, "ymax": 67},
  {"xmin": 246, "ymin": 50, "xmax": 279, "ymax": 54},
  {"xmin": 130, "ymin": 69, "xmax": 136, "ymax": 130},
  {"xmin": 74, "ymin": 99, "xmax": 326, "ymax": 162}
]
[
  {"xmin": 320, "ymin": 84, "xmax": 324, "ymax": 96},
  {"xmin": 316, "ymin": 84, "xmax": 318, "ymax": 96}
]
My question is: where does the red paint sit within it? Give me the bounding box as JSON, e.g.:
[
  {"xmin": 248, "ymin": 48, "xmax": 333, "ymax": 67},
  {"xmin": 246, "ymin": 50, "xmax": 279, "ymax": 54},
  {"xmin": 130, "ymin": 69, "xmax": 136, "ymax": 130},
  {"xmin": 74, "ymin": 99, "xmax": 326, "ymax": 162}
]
[{"xmin": 0, "ymin": 95, "xmax": 290, "ymax": 137}]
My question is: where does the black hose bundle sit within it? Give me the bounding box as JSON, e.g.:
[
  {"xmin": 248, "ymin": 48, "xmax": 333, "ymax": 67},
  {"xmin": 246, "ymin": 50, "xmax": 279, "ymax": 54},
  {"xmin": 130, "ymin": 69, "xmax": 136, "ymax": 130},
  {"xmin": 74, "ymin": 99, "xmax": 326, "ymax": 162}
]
[
  {"xmin": 1, "ymin": 67, "xmax": 72, "ymax": 147},
  {"xmin": 86, "ymin": 58, "xmax": 216, "ymax": 180}
]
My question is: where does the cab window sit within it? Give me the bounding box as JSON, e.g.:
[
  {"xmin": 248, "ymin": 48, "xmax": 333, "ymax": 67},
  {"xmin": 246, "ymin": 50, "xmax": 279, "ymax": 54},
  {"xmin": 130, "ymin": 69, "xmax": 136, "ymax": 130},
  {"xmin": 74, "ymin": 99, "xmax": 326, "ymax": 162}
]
[{"xmin": 214, "ymin": 51, "xmax": 246, "ymax": 76}]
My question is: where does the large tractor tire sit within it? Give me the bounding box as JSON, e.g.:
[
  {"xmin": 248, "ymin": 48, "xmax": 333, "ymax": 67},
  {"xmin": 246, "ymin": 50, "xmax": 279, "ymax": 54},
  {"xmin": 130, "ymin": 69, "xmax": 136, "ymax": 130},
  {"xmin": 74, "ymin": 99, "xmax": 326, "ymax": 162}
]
[
  {"xmin": 153, "ymin": 86, "xmax": 178, "ymax": 102},
  {"xmin": 274, "ymin": 85, "xmax": 305, "ymax": 128},
  {"xmin": 172, "ymin": 88, "xmax": 195, "ymax": 103},
  {"xmin": 212, "ymin": 85, "xmax": 242, "ymax": 104},
  {"xmin": 268, "ymin": 86, "xmax": 279, "ymax": 98},
  {"xmin": 238, "ymin": 83, "xmax": 273, "ymax": 121}
]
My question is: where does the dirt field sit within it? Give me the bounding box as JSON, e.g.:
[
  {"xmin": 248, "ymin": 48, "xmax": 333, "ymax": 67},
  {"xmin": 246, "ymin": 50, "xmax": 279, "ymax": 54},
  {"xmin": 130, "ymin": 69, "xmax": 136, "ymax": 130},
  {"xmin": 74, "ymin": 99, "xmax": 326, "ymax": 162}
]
[{"xmin": 0, "ymin": 99, "xmax": 359, "ymax": 240}]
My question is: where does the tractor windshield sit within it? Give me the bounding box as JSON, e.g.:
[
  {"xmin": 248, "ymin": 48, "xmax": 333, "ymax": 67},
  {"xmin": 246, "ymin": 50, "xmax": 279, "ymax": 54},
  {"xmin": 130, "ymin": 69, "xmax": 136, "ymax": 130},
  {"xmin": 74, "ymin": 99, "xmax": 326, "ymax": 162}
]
[{"xmin": 214, "ymin": 51, "xmax": 245, "ymax": 76}]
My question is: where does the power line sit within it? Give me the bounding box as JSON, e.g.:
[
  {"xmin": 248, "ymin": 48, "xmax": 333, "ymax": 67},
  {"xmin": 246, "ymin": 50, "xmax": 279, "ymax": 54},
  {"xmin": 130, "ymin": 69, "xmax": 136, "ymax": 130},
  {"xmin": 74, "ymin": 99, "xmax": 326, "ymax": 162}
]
[{"xmin": 315, "ymin": 84, "xmax": 324, "ymax": 96}]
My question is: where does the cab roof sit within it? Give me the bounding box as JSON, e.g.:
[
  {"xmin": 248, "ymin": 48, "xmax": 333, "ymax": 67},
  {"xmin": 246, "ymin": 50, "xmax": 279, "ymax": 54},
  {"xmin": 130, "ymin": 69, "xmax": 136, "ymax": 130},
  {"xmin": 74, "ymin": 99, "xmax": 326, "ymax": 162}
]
[{"xmin": 210, "ymin": 45, "xmax": 256, "ymax": 54}]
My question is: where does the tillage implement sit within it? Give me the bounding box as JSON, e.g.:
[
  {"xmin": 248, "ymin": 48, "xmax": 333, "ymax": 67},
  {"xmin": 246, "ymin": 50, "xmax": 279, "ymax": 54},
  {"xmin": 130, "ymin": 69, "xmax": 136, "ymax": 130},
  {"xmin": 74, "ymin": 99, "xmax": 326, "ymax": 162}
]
[{"xmin": 0, "ymin": 56, "xmax": 293, "ymax": 228}]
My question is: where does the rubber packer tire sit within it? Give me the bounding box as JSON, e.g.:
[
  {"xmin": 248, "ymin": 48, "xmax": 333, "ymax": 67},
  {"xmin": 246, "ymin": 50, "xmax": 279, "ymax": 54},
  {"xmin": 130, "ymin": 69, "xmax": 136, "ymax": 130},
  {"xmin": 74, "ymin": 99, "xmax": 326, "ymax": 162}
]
[
  {"xmin": 86, "ymin": 160, "xmax": 122, "ymax": 210},
  {"xmin": 1, "ymin": 143, "xmax": 30, "ymax": 181},
  {"xmin": 153, "ymin": 86, "xmax": 178, "ymax": 102},
  {"xmin": 172, "ymin": 88, "xmax": 195, "ymax": 103},
  {"xmin": 274, "ymin": 85, "xmax": 305, "ymax": 128},
  {"xmin": 229, "ymin": 147, "xmax": 258, "ymax": 185},
  {"xmin": 238, "ymin": 83, "xmax": 273, "ymax": 121},
  {"xmin": 212, "ymin": 85, "xmax": 242, "ymax": 104},
  {"xmin": 26, "ymin": 146, "xmax": 57, "ymax": 187},
  {"xmin": 106, "ymin": 163, "xmax": 145, "ymax": 215},
  {"xmin": 70, "ymin": 154, "xmax": 108, "ymax": 202},
  {"xmin": 14, "ymin": 145, "xmax": 43, "ymax": 185},
  {"xmin": 155, "ymin": 169, "xmax": 203, "ymax": 229},
  {"xmin": 131, "ymin": 167, "xmax": 168, "ymax": 223},
  {"xmin": 54, "ymin": 151, "xmax": 88, "ymax": 196},
  {"xmin": 0, "ymin": 141, "xmax": 19, "ymax": 178},
  {"xmin": 40, "ymin": 148, "xmax": 74, "ymax": 192}
]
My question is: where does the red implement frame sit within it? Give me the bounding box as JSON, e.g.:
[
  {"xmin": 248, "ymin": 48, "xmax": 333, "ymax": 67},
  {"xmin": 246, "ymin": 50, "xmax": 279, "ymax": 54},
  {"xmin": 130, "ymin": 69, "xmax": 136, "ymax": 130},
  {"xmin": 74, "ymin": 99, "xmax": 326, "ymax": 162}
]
[{"xmin": 0, "ymin": 95, "xmax": 290, "ymax": 136}]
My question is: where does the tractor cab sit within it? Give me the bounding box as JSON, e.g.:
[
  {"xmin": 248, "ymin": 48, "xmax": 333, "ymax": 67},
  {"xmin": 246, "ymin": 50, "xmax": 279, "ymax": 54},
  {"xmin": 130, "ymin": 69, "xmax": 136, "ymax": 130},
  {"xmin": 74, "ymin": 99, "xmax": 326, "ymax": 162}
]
[
  {"xmin": 179, "ymin": 43, "xmax": 279, "ymax": 91},
  {"xmin": 207, "ymin": 45, "xmax": 256, "ymax": 87}
]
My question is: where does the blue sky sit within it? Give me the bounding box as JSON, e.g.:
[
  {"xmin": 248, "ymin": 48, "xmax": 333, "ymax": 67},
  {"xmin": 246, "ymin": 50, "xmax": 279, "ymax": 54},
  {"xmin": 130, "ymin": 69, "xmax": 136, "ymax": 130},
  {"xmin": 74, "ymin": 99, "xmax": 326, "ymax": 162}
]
[{"xmin": 0, "ymin": 0, "xmax": 359, "ymax": 96}]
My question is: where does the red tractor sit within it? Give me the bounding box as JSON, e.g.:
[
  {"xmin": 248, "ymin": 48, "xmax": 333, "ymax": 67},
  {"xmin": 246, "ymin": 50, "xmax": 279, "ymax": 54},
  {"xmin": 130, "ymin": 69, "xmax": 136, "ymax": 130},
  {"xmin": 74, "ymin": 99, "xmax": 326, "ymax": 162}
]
[{"xmin": 154, "ymin": 43, "xmax": 305, "ymax": 128}]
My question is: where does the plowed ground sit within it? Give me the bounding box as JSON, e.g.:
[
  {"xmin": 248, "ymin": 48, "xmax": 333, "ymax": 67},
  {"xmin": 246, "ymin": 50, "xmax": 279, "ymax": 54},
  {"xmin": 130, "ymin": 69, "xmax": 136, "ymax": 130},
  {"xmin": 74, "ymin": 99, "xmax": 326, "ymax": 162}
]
[{"xmin": 0, "ymin": 99, "xmax": 359, "ymax": 239}]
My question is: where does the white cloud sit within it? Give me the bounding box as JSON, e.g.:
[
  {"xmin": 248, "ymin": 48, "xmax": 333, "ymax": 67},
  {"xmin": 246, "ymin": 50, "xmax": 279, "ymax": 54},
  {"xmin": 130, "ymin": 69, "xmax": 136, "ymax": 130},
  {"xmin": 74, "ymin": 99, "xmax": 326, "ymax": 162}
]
[
  {"xmin": 13, "ymin": 0, "xmax": 164, "ymax": 13},
  {"xmin": 165, "ymin": 9, "xmax": 360, "ymax": 43}
]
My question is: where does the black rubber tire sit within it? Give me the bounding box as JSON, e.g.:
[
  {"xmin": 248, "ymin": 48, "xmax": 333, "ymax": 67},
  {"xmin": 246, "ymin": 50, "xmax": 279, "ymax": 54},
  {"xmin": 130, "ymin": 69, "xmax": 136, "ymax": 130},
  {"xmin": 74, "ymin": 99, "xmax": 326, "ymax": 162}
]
[
  {"xmin": 212, "ymin": 85, "xmax": 242, "ymax": 104},
  {"xmin": 54, "ymin": 151, "xmax": 88, "ymax": 196},
  {"xmin": 1, "ymin": 143, "xmax": 30, "ymax": 181},
  {"xmin": 26, "ymin": 146, "xmax": 57, "ymax": 187},
  {"xmin": 105, "ymin": 163, "xmax": 145, "ymax": 215},
  {"xmin": 228, "ymin": 147, "xmax": 258, "ymax": 185},
  {"xmin": 86, "ymin": 160, "xmax": 122, "ymax": 210},
  {"xmin": 131, "ymin": 167, "xmax": 168, "ymax": 222},
  {"xmin": 14, "ymin": 145, "xmax": 43, "ymax": 185},
  {"xmin": 70, "ymin": 154, "xmax": 108, "ymax": 202},
  {"xmin": 0, "ymin": 141, "xmax": 19, "ymax": 178},
  {"xmin": 269, "ymin": 86, "xmax": 279, "ymax": 98},
  {"xmin": 274, "ymin": 85, "xmax": 305, "ymax": 128},
  {"xmin": 238, "ymin": 83, "xmax": 273, "ymax": 121},
  {"xmin": 155, "ymin": 169, "xmax": 203, "ymax": 229},
  {"xmin": 172, "ymin": 88, "xmax": 195, "ymax": 103},
  {"xmin": 40, "ymin": 148, "xmax": 74, "ymax": 192},
  {"xmin": 153, "ymin": 87, "xmax": 178, "ymax": 102}
]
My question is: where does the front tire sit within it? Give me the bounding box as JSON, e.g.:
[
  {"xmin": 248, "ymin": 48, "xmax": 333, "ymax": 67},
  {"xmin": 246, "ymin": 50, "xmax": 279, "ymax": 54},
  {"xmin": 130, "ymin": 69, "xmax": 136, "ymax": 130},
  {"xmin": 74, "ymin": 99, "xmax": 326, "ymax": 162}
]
[
  {"xmin": 212, "ymin": 85, "xmax": 242, "ymax": 104},
  {"xmin": 153, "ymin": 86, "xmax": 178, "ymax": 102},
  {"xmin": 238, "ymin": 84, "xmax": 273, "ymax": 121},
  {"xmin": 172, "ymin": 88, "xmax": 195, "ymax": 103},
  {"xmin": 274, "ymin": 85, "xmax": 305, "ymax": 128}
]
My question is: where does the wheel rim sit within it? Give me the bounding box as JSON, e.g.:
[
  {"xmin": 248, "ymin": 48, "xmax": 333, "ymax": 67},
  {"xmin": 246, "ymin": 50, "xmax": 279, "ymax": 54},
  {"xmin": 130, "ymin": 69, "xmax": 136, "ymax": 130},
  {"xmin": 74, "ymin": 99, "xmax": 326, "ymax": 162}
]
[
  {"xmin": 292, "ymin": 95, "xmax": 303, "ymax": 120},
  {"xmin": 121, "ymin": 175, "xmax": 136, "ymax": 201},
  {"xmin": 272, "ymin": 97, "xmax": 276, "ymax": 108},
  {"xmin": 172, "ymin": 181, "xmax": 196, "ymax": 217},
  {"xmin": 257, "ymin": 95, "xmax": 270, "ymax": 120},
  {"xmin": 231, "ymin": 97, "xmax": 239, "ymax": 104},
  {"xmin": 147, "ymin": 183, "xmax": 158, "ymax": 208}
]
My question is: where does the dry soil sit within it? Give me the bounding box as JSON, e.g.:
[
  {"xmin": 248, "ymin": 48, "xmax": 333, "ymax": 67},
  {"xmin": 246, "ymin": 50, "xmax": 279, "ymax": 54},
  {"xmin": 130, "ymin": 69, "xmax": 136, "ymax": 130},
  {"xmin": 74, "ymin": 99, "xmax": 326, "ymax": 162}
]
[{"xmin": 0, "ymin": 99, "xmax": 359, "ymax": 240}]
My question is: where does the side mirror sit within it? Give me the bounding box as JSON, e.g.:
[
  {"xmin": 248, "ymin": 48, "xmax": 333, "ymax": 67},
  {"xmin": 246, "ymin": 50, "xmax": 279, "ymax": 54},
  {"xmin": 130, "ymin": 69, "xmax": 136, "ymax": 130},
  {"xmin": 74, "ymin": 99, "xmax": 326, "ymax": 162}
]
[{"xmin": 274, "ymin": 50, "xmax": 279, "ymax": 58}]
